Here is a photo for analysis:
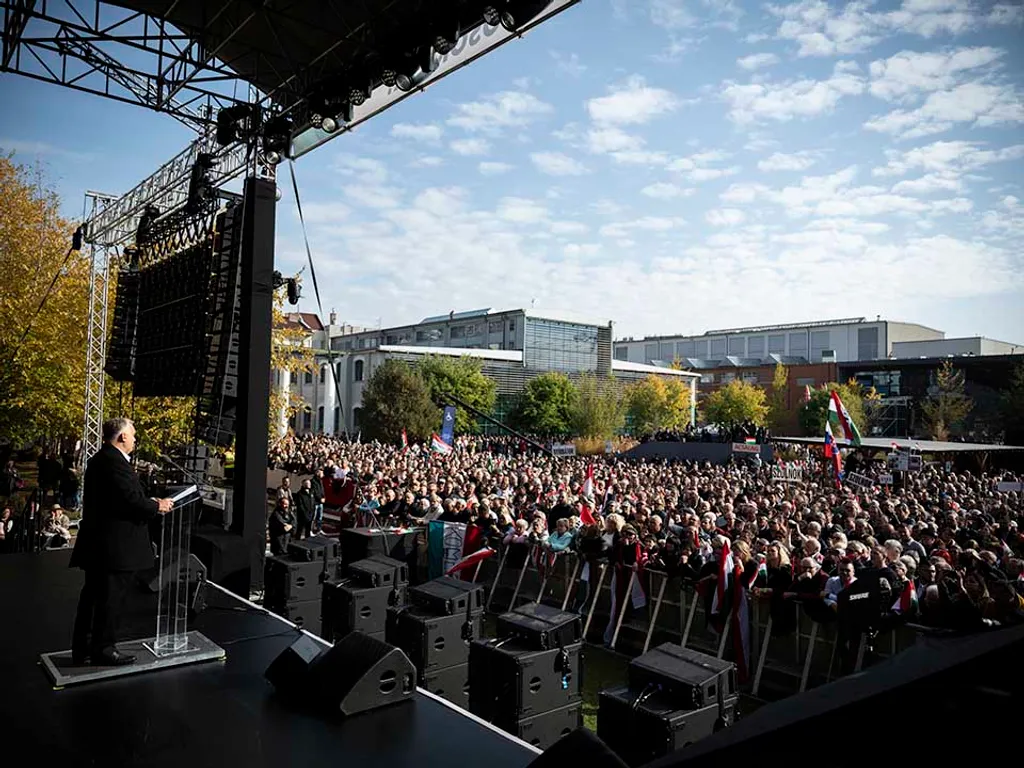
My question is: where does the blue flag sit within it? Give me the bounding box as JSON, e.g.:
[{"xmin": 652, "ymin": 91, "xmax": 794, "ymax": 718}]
[{"xmin": 440, "ymin": 405, "xmax": 456, "ymax": 446}]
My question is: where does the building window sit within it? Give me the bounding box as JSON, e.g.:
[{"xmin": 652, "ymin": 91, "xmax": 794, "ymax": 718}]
[
  {"xmin": 319, "ymin": 365, "xmax": 326, "ymax": 384},
  {"xmin": 302, "ymin": 410, "xmax": 312, "ymax": 431},
  {"xmin": 465, "ymin": 324, "xmax": 480, "ymax": 337},
  {"xmin": 694, "ymin": 339, "xmax": 709, "ymax": 357},
  {"xmin": 354, "ymin": 359, "xmax": 364, "ymax": 382},
  {"xmin": 333, "ymin": 407, "xmax": 340, "ymax": 433},
  {"xmin": 488, "ymin": 321, "xmax": 503, "ymax": 334},
  {"xmin": 810, "ymin": 330, "xmax": 831, "ymax": 362},
  {"xmin": 721, "ymin": 372, "xmax": 735, "ymax": 383},
  {"xmin": 357, "ymin": 338, "xmax": 366, "ymax": 349},
  {"xmin": 858, "ymin": 327, "xmax": 879, "ymax": 360},
  {"xmin": 614, "ymin": 347, "xmax": 628, "ymax": 360},
  {"xmin": 767, "ymin": 334, "xmax": 785, "ymax": 355},
  {"xmin": 335, "ymin": 363, "xmax": 342, "ymax": 383},
  {"xmin": 748, "ymin": 336, "xmax": 765, "ymax": 358},
  {"xmin": 317, "ymin": 406, "xmax": 324, "ymax": 432},
  {"xmin": 304, "ymin": 370, "xmax": 313, "ymax": 385},
  {"xmin": 742, "ymin": 372, "xmax": 758, "ymax": 384},
  {"xmin": 677, "ymin": 340, "xmax": 696, "ymax": 358},
  {"xmin": 450, "ymin": 326, "xmax": 466, "ymax": 340},
  {"xmin": 796, "ymin": 377, "xmax": 816, "ymax": 387},
  {"xmin": 352, "ymin": 407, "xmax": 362, "ymax": 429},
  {"xmin": 727, "ymin": 337, "xmax": 745, "ymax": 356},
  {"xmin": 789, "ymin": 333, "xmax": 808, "ymax": 359},
  {"xmin": 386, "ymin": 335, "xmax": 398, "ymax": 345},
  {"xmin": 509, "ymin": 319, "xmax": 516, "ymax": 332},
  {"xmin": 700, "ymin": 373, "xmax": 715, "ymax": 384},
  {"xmin": 644, "ymin": 343, "xmax": 658, "ymax": 363},
  {"xmin": 524, "ymin": 318, "xmax": 599, "ymax": 372},
  {"xmin": 710, "ymin": 338, "xmax": 726, "ymax": 358}
]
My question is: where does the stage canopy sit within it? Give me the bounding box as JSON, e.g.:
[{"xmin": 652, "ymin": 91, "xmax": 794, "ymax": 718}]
[{"xmin": 774, "ymin": 436, "xmax": 1024, "ymax": 454}]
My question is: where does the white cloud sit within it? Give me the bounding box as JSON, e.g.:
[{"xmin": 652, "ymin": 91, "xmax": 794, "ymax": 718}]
[
  {"xmin": 298, "ymin": 201, "xmax": 352, "ymax": 225},
  {"xmin": 868, "ymin": 47, "xmax": 1004, "ymax": 101},
  {"xmin": 599, "ymin": 216, "xmax": 686, "ymax": 238},
  {"xmin": 770, "ymin": 0, "xmax": 1024, "ymax": 58},
  {"xmin": 390, "ymin": 123, "xmax": 443, "ymax": 143},
  {"xmin": 413, "ymin": 187, "xmax": 467, "ymax": 218},
  {"xmin": 737, "ymin": 52, "xmax": 780, "ymax": 70},
  {"xmin": 649, "ymin": 0, "xmax": 697, "ymax": 30},
  {"xmin": 873, "ymin": 139, "xmax": 1024, "ymax": 176},
  {"xmin": 891, "ymin": 173, "xmax": 964, "ymax": 194},
  {"xmin": 496, "ymin": 197, "xmax": 549, "ymax": 224},
  {"xmin": 478, "ymin": 161, "xmax": 514, "ymax": 176},
  {"xmin": 550, "ymin": 221, "xmax": 590, "ymax": 235},
  {"xmin": 410, "ymin": 156, "xmax": 444, "ymax": 168},
  {"xmin": 450, "ymin": 138, "xmax": 491, "ymax": 156},
  {"xmin": 344, "ymin": 185, "xmax": 403, "ymax": 209},
  {"xmin": 865, "ymin": 81, "xmax": 1024, "ymax": 139},
  {"xmin": 723, "ymin": 63, "xmax": 865, "ymax": 124},
  {"xmin": 586, "ymin": 76, "xmax": 681, "ymax": 125},
  {"xmin": 530, "ymin": 152, "xmax": 589, "ymax": 176},
  {"xmin": 641, "ymin": 182, "xmax": 694, "ymax": 200},
  {"xmin": 552, "ymin": 51, "xmax": 587, "ymax": 77},
  {"xmin": 447, "ymin": 90, "xmax": 553, "ymax": 133},
  {"xmin": 688, "ymin": 166, "xmax": 741, "ymax": 182},
  {"xmin": 334, "ymin": 154, "xmax": 389, "ymax": 185},
  {"xmin": 706, "ymin": 208, "xmax": 747, "ymax": 226},
  {"xmin": 758, "ymin": 151, "xmax": 818, "ymax": 172}
]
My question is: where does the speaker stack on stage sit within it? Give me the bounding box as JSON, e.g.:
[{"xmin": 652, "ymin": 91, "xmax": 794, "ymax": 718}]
[
  {"xmin": 597, "ymin": 644, "xmax": 738, "ymax": 766},
  {"xmin": 263, "ymin": 535, "xmax": 339, "ymax": 631},
  {"xmin": 385, "ymin": 576, "xmax": 484, "ymax": 709},
  {"xmin": 469, "ymin": 603, "xmax": 584, "ymax": 750},
  {"xmin": 321, "ymin": 554, "xmax": 409, "ymax": 643}
]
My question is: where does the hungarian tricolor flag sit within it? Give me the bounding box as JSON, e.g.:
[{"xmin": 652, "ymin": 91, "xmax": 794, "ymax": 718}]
[
  {"xmin": 891, "ymin": 579, "xmax": 918, "ymax": 614},
  {"xmin": 400, "ymin": 429, "xmax": 408, "ymax": 449},
  {"xmin": 824, "ymin": 420, "xmax": 842, "ymax": 485},
  {"xmin": 803, "ymin": 384, "xmax": 812, "ymax": 403},
  {"xmin": 579, "ymin": 464, "xmax": 596, "ymax": 526},
  {"xmin": 710, "ymin": 540, "xmax": 733, "ymax": 617},
  {"xmin": 748, "ymin": 556, "xmax": 768, "ymax": 589},
  {"xmin": 743, "ymin": 437, "xmax": 756, "ymax": 444},
  {"xmin": 731, "ymin": 557, "xmax": 751, "ymax": 683},
  {"xmin": 430, "ymin": 433, "xmax": 452, "ymax": 455},
  {"xmin": 446, "ymin": 547, "xmax": 495, "ymax": 577},
  {"xmin": 828, "ymin": 390, "xmax": 862, "ymax": 445}
]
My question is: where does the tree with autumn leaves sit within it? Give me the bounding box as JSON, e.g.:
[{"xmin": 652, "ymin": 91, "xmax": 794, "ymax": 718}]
[{"xmin": 0, "ymin": 154, "xmax": 310, "ymax": 453}]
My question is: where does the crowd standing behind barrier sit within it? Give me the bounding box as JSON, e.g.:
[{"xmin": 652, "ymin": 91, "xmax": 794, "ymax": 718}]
[{"xmin": 267, "ymin": 433, "xmax": 1023, "ymax": 689}]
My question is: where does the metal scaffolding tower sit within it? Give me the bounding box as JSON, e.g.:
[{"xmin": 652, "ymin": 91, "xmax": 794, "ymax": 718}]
[{"xmin": 80, "ymin": 191, "xmax": 118, "ymax": 468}]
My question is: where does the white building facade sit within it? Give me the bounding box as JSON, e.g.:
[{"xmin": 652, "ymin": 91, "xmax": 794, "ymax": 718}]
[{"xmin": 614, "ymin": 317, "xmax": 945, "ymax": 367}]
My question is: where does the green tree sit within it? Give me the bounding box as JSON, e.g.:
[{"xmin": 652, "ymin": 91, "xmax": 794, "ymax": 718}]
[
  {"xmin": 571, "ymin": 374, "xmax": 625, "ymax": 439},
  {"xmin": 701, "ymin": 379, "xmax": 768, "ymax": 428},
  {"xmin": 359, "ymin": 360, "xmax": 437, "ymax": 442},
  {"xmin": 270, "ymin": 290, "xmax": 316, "ymax": 441},
  {"xmin": 768, "ymin": 363, "xmax": 789, "ymax": 431},
  {"xmin": 510, "ymin": 372, "xmax": 576, "ymax": 436},
  {"xmin": 417, "ymin": 355, "xmax": 497, "ymax": 434},
  {"xmin": 920, "ymin": 360, "xmax": 973, "ymax": 440},
  {"xmin": 798, "ymin": 381, "xmax": 867, "ymax": 436},
  {"xmin": 626, "ymin": 375, "xmax": 692, "ymax": 434},
  {"xmin": 0, "ymin": 154, "xmax": 89, "ymax": 446}
]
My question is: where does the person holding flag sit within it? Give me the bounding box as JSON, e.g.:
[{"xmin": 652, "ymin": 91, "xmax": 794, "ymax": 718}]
[
  {"xmin": 579, "ymin": 463, "xmax": 597, "ymax": 526},
  {"xmin": 824, "ymin": 419, "xmax": 843, "ymax": 487},
  {"xmin": 828, "ymin": 390, "xmax": 862, "ymax": 445},
  {"xmin": 602, "ymin": 524, "xmax": 647, "ymax": 645}
]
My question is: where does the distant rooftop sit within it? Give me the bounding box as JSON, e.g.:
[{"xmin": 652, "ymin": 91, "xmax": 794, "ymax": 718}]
[
  {"xmin": 617, "ymin": 317, "xmax": 945, "ymax": 343},
  {"xmin": 612, "ymin": 360, "xmax": 699, "ymax": 378},
  {"xmin": 379, "ymin": 345, "xmax": 524, "ymax": 362}
]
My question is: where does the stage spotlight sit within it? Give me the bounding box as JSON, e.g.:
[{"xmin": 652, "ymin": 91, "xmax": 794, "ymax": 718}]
[
  {"xmin": 264, "ymin": 150, "xmax": 282, "ymax": 166},
  {"xmin": 498, "ymin": 0, "xmax": 550, "ymax": 31},
  {"xmin": 321, "ymin": 116, "xmax": 340, "ymax": 133},
  {"xmin": 286, "ymin": 277, "xmax": 301, "ymax": 305},
  {"xmin": 216, "ymin": 104, "xmax": 258, "ymax": 146},
  {"xmin": 275, "ymin": 187, "xmax": 283, "ymax": 202},
  {"xmin": 261, "ymin": 114, "xmax": 294, "ymax": 164}
]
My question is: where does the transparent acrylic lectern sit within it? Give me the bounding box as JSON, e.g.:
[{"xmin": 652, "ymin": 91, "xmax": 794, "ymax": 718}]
[{"xmin": 145, "ymin": 485, "xmax": 200, "ymax": 656}]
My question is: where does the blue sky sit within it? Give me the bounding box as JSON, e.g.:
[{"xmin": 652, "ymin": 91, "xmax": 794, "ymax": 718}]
[{"xmin": 2, "ymin": 0, "xmax": 1023, "ymax": 343}]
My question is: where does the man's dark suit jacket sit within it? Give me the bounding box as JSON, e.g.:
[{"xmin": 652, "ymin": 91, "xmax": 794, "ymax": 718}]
[{"xmin": 69, "ymin": 444, "xmax": 159, "ymax": 573}]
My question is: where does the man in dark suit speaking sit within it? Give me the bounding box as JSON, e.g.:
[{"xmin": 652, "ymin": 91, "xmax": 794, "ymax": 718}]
[{"xmin": 70, "ymin": 418, "xmax": 173, "ymax": 666}]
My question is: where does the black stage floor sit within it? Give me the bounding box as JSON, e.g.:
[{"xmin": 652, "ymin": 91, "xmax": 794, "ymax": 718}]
[{"xmin": 0, "ymin": 550, "xmax": 539, "ymax": 768}]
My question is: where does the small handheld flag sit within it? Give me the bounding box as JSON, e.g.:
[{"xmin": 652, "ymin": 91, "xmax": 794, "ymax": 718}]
[
  {"xmin": 446, "ymin": 547, "xmax": 495, "ymax": 576},
  {"xmin": 430, "ymin": 433, "xmax": 453, "ymax": 455}
]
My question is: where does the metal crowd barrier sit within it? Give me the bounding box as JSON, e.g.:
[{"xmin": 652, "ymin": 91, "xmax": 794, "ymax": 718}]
[{"xmin": 476, "ymin": 542, "xmax": 921, "ymax": 695}]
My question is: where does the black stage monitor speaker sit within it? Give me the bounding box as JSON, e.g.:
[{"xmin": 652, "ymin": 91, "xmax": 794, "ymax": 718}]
[
  {"xmin": 288, "ymin": 535, "xmax": 341, "ymax": 563},
  {"xmin": 385, "ymin": 606, "xmax": 481, "ymax": 672},
  {"xmin": 598, "ymin": 686, "xmax": 737, "ymax": 766},
  {"xmin": 503, "ymin": 700, "xmax": 583, "ymax": 751},
  {"xmin": 421, "ymin": 662, "xmax": 470, "ymax": 708},
  {"xmin": 141, "ymin": 549, "xmax": 207, "ymax": 593},
  {"xmin": 628, "ymin": 644, "xmax": 736, "ymax": 710},
  {"xmin": 348, "ymin": 555, "xmax": 409, "ymax": 588},
  {"xmin": 469, "ymin": 639, "xmax": 583, "ymax": 722},
  {"xmin": 322, "ymin": 579, "xmax": 407, "ymax": 642},
  {"xmin": 272, "ymin": 599, "xmax": 321, "ymax": 631},
  {"xmin": 524, "ymin": 727, "xmax": 628, "ymax": 768},
  {"xmin": 497, "ymin": 603, "xmax": 582, "ymax": 650},
  {"xmin": 265, "ymin": 634, "xmax": 325, "ymax": 699},
  {"xmin": 408, "ymin": 576, "xmax": 484, "ymax": 616},
  {"xmin": 264, "ymin": 556, "xmax": 327, "ymax": 603},
  {"xmin": 309, "ymin": 631, "xmax": 416, "ymax": 716},
  {"xmin": 340, "ymin": 527, "xmax": 419, "ymax": 564}
]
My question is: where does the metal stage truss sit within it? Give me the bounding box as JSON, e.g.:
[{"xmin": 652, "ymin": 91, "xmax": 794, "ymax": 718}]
[{"xmin": 3, "ymin": 0, "xmax": 583, "ymax": 590}]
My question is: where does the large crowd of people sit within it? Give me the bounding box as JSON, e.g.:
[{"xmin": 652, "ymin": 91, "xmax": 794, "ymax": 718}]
[{"xmin": 268, "ymin": 432, "xmax": 1024, "ymax": 662}]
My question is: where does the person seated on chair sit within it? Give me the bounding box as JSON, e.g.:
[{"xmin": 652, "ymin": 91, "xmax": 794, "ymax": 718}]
[
  {"xmin": 44, "ymin": 504, "xmax": 72, "ymax": 548},
  {"xmin": 70, "ymin": 418, "xmax": 173, "ymax": 666}
]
